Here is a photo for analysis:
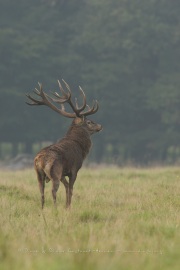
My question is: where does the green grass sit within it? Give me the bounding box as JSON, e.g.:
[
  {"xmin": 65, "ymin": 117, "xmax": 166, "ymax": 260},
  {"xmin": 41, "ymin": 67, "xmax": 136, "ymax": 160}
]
[{"xmin": 0, "ymin": 167, "xmax": 180, "ymax": 270}]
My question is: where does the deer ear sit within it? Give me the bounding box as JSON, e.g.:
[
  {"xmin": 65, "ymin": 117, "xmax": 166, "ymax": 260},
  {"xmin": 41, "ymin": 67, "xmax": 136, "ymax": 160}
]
[{"xmin": 74, "ymin": 117, "xmax": 84, "ymax": 125}]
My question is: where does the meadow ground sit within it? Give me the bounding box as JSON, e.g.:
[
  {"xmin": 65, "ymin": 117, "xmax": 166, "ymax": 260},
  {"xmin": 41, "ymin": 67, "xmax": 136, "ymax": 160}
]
[{"xmin": 0, "ymin": 166, "xmax": 179, "ymax": 270}]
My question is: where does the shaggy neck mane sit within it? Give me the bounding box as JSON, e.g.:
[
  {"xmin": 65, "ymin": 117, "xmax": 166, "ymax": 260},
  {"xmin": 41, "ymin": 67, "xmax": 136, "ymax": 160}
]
[{"xmin": 65, "ymin": 125, "xmax": 92, "ymax": 159}]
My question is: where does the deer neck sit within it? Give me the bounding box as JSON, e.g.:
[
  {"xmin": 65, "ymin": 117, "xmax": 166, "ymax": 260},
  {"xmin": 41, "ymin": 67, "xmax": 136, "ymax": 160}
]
[{"xmin": 65, "ymin": 126, "xmax": 92, "ymax": 159}]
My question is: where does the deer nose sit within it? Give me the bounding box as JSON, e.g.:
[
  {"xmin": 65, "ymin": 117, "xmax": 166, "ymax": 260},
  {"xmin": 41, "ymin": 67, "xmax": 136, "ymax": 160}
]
[{"xmin": 97, "ymin": 124, "xmax": 103, "ymax": 131}]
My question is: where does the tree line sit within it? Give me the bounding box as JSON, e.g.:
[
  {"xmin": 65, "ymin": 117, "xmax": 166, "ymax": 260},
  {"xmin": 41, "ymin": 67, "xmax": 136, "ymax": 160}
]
[{"xmin": 0, "ymin": 0, "xmax": 180, "ymax": 164}]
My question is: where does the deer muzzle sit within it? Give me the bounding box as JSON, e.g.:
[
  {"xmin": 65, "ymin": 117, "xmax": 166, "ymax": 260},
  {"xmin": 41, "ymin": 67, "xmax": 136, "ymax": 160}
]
[{"xmin": 96, "ymin": 124, "xmax": 103, "ymax": 132}]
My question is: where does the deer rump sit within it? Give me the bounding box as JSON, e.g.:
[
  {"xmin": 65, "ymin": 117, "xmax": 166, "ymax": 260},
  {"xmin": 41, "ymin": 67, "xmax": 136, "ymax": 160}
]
[{"xmin": 35, "ymin": 139, "xmax": 85, "ymax": 183}]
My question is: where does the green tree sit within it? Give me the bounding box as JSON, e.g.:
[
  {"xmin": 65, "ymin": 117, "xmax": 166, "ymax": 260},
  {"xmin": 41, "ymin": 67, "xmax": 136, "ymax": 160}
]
[{"xmin": 0, "ymin": 0, "xmax": 179, "ymax": 163}]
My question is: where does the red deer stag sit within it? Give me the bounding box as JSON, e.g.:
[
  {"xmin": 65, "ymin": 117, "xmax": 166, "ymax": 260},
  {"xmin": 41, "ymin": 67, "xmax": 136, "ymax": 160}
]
[{"xmin": 26, "ymin": 79, "xmax": 102, "ymax": 209}]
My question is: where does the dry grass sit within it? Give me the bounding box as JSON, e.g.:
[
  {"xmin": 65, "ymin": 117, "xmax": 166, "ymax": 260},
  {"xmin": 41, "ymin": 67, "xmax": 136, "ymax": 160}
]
[{"xmin": 0, "ymin": 167, "xmax": 180, "ymax": 270}]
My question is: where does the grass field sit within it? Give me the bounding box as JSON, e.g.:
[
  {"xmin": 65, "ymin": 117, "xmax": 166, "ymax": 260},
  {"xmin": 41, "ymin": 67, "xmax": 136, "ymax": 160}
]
[{"xmin": 0, "ymin": 166, "xmax": 179, "ymax": 270}]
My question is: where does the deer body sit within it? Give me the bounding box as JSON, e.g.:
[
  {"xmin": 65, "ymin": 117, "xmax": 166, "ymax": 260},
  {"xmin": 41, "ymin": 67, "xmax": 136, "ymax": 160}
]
[{"xmin": 26, "ymin": 80, "xmax": 102, "ymax": 208}]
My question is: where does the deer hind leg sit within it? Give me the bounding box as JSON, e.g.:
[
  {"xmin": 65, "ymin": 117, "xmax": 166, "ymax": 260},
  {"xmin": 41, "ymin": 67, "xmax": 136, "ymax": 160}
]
[
  {"xmin": 51, "ymin": 180, "xmax": 60, "ymax": 207},
  {"xmin": 36, "ymin": 169, "xmax": 46, "ymax": 209},
  {"xmin": 61, "ymin": 177, "xmax": 69, "ymax": 208},
  {"xmin": 68, "ymin": 172, "xmax": 77, "ymax": 208},
  {"xmin": 48, "ymin": 162, "xmax": 63, "ymax": 207}
]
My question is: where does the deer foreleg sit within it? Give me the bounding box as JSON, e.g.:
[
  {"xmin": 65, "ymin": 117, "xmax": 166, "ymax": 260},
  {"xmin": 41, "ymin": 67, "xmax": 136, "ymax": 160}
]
[
  {"xmin": 61, "ymin": 177, "xmax": 69, "ymax": 208},
  {"xmin": 68, "ymin": 173, "xmax": 77, "ymax": 208}
]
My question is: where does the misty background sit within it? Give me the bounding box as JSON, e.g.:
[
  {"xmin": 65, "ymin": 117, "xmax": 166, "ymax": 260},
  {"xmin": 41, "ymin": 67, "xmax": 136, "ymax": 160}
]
[{"xmin": 0, "ymin": 0, "xmax": 180, "ymax": 166}]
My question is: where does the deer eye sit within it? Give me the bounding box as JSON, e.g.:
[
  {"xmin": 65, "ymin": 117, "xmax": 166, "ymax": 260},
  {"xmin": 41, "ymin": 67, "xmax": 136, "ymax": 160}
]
[{"xmin": 87, "ymin": 120, "xmax": 91, "ymax": 125}]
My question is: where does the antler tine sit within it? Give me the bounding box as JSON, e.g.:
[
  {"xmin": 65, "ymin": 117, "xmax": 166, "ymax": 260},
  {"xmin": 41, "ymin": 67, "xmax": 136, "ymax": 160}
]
[
  {"xmin": 51, "ymin": 91, "xmax": 60, "ymax": 98},
  {"xmin": 46, "ymin": 94, "xmax": 68, "ymax": 104},
  {"xmin": 25, "ymin": 94, "xmax": 44, "ymax": 106},
  {"xmin": 75, "ymin": 98, "xmax": 79, "ymax": 109},
  {"xmin": 61, "ymin": 79, "xmax": 71, "ymax": 94},
  {"xmin": 26, "ymin": 83, "xmax": 45, "ymax": 105},
  {"xmin": 60, "ymin": 79, "xmax": 86, "ymax": 116},
  {"xmin": 37, "ymin": 82, "xmax": 48, "ymax": 100},
  {"xmin": 47, "ymin": 90, "xmax": 69, "ymax": 104},
  {"xmin": 38, "ymin": 82, "xmax": 42, "ymax": 88},
  {"xmin": 86, "ymin": 104, "xmax": 91, "ymax": 110},
  {"xmin": 74, "ymin": 86, "xmax": 87, "ymax": 112},
  {"xmin": 78, "ymin": 86, "xmax": 87, "ymax": 111},
  {"xmin": 92, "ymin": 100, "xmax": 99, "ymax": 113},
  {"xmin": 80, "ymin": 100, "xmax": 99, "ymax": 116},
  {"xmin": 60, "ymin": 79, "xmax": 72, "ymax": 98},
  {"xmin": 33, "ymin": 88, "xmax": 40, "ymax": 95}
]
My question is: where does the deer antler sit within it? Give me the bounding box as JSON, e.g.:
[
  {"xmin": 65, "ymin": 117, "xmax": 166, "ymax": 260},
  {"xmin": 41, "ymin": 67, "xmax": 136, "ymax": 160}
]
[
  {"xmin": 26, "ymin": 80, "xmax": 99, "ymax": 118},
  {"xmin": 26, "ymin": 82, "xmax": 76, "ymax": 118}
]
